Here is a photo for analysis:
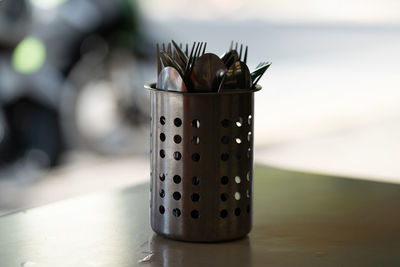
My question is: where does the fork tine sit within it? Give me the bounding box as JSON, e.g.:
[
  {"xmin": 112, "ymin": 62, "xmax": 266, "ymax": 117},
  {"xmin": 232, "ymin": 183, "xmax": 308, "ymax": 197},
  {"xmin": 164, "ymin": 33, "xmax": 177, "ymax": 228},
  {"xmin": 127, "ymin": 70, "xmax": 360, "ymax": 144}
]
[
  {"xmin": 195, "ymin": 42, "xmax": 201, "ymax": 57},
  {"xmin": 202, "ymin": 42, "xmax": 207, "ymax": 55},
  {"xmin": 186, "ymin": 42, "xmax": 196, "ymax": 71},
  {"xmin": 162, "ymin": 43, "xmax": 165, "ymax": 52},
  {"xmin": 192, "ymin": 42, "xmax": 201, "ymax": 69},
  {"xmin": 235, "ymin": 42, "xmax": 238, "ymax": 51},
  {"xmin": 244, "ymin": 45, "xmax": 248, "ymax": 64},
  {"xmin": 185, "ymin": 43, "xmax": 189, "ymax": 56},
  {"xmin": 239, "ymin": 44, "xmax": 243, "ymax": 61},
  {"xmin": 197, "ymin": 42, "xmax": 203, "ymax": 58},
  {"xmin": 167, "ymin": 43, "xmax": 172, "ymax": 56},
  {"xmin": 156, "ymin": 43, "xmax": 161, "ymax": 75},
  {"xmin": 229, "ymin": 41, "xmax": 233, "ymax": 52}
]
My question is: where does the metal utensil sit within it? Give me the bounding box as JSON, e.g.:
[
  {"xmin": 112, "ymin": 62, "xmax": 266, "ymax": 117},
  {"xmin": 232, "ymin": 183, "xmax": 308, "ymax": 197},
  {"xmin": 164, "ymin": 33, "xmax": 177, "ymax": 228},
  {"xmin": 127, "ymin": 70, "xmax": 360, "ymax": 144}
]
[
  {"xmin": 190, "ymin": 53, "xmax": 226, "ymax": 92},
  {"xmin": 156, "ymin": 43, "xmax": 161, "ymax": 75},
  {"xmin": 189, "ymin": 42, "xmax": 204, "ymax": 72},
  {"xmin": 251, "ymin": 62, "xmax": 271, "ymax": 86},
  {"xmin": 185, "ymin": 42, "xmax": 197, "ymax": 78},
  {"xmin": 172, "ymin": 40, "xmax": 188, "ymax": 65},
  {"xmin": 243, "ymin": 45, "xmax": 248, "ymax": 64},
  {"xmin": 157, "ymin": 66, "xmax": 187, "ymax": 92},
  {"xmin": 221, "ymin": 50, "xmax": 239, "ymax": 69},
  {"xmin": 160, "ymin": 51, "xmax": 185, "ymax": 77},
  {"xmin": 219, "ymin": 61, "xmax": 252, "ymax": 91}
]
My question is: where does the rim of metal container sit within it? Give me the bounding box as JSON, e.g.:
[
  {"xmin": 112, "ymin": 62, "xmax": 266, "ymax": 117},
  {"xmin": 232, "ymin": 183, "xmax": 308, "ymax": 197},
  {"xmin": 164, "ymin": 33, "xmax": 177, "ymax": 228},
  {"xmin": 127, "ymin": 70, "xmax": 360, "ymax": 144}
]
[{"xmin": 144, "ymin": 83, "xmax": 261, "ymax": 95}]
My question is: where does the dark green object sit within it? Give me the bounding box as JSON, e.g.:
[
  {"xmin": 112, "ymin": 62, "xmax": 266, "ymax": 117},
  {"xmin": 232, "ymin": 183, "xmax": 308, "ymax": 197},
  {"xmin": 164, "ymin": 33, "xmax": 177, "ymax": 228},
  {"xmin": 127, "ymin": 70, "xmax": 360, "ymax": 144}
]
[{"xmin": 251, "ymin": 62, "xmax": 271, "ymax": 86}]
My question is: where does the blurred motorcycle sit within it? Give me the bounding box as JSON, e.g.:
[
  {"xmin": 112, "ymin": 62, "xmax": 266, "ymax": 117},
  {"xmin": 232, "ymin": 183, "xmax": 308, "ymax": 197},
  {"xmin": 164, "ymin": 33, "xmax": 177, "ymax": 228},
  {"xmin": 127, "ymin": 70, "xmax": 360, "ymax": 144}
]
[{"xmin": 0, "ymin": 0, "xmax": 152, "ymax": 174}]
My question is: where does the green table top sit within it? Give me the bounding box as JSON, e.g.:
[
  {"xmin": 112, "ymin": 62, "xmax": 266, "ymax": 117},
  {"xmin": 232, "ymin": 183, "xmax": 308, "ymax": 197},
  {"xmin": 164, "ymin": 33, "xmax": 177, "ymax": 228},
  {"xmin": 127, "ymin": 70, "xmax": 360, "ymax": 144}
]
[{"xmin": 1, "ymin": 165, "xmax": 400, "ymax": 266}]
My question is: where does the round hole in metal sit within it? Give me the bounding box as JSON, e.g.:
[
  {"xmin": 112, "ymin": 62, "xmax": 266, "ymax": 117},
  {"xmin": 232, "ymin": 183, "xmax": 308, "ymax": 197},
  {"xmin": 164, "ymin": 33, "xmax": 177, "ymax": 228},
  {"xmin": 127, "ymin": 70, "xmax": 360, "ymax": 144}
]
[
  {"xmin": 191, "ymin": 210, "xmax": 200, "ymax": 219},
  {"xmin": 174, "ymin": 135, "xmax": 182, "ymax": 144},
  {"xmin": 221, "ymin": 152, "xmax": 229, "ymax": 161},
  {"xmin": 160, "ymin": 133, "xmax": 166, "ymax": 142},
  {"xmin": 248, "ymin": 115, "xmax": 252, "ymax": 125},
  {"xmin": 191, "ymin": 193, "xmax": 200, "ymax": 202},
  {"xmin": 234, "ymin": 192, "xmax": 241, "ymax": 200},
  {"xmin": 173, "ymin": 175, "xmax": 181, "ymax": 184},
  {"xmin": 235, "ymin": 137, "xmax": 242, "ymax": 144},
  {"xmin": 247, "ymin": 147, "xmax": 252, "ymax": 158},
  {"xmin": 159, "ymin": 173, "xmax": 165, "ymax": 181},
  {"xmin": 235, "ymin": 176, "xmax": 241, "ymax": 184},
  {"xmin": 174, "ymin": 151, "xmax": 182, "ymax": 160},
  {"xmin": 221, "ymin": 176, "xmax": 229, "ymax": 185},
  {"xmin": 236, "ymin": 117, "xmax": 243, "ymax": 127},
  {"xmin": 192, "ymin": 176, "xmax": 200, "ymax": 185},
  {"xmin": 159, "ymin": 189, "xmax": 165, "ymax": 198},
  {"xmin": 246, "ymin": 189, "xmax": 250, "ymax": 198},
  {"xmin": 246, "ymin": 171, "xmax": 251, "ymax": 182},
  {"xmin": 173, "ymin": 208, "xmax": 181, "ymax": 217},
  {"xmin": 220, "ymin": 209, "xmax": 228, "ymax": 218},
  {"xmin": 173, "ymin": 192, "xmax": 181, "ymax": 200},
  {"xmin": 192, "ymin": 153, "xmax": 200, "ymax": 162},
  {"xmin": 221, "ymin": 136, "xmax": 229, "ymax": 144},
  {"xmin": 174, "ymin": 118, "xmax": 182, "ymax": 127},
  {"xmin": 220, "ymin": 193, "xmax": 229, "ymax": 202},
  {"xmin": 247, "ymin": 132, "xmax": 252, "ymax": 142},
  {"xmin": 160, "ymin": 150, "xmax": 165, "ymax": 158},
  {"xmin": 235, "ymin": 208, "xmax": 241, "ymax": 216},
  {"xmin": 159, "ymin": 205, "xmax": 165, "ymax": 214},
  {"xmin": 221, "ymin": 119, "xmax": 230, "ymax": 128},
  {"xmin": 191, "ymin": 136, "xmax": 200, "ymax": 145},
  {"xmin": 192, "ymin": 119, "xmax": 200, "ymax": 128},
  {"xmin": 160, "ymin": 116, "xmax": 166, "ymax": 125}
]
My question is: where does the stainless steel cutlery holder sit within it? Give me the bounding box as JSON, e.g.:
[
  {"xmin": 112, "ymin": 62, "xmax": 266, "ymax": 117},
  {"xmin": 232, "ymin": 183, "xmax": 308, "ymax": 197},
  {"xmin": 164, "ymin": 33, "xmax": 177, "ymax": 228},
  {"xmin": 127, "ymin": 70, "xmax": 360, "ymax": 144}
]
[{"xmin": 148, "ymin": 83, "xmax": 260, "ymax": 242}]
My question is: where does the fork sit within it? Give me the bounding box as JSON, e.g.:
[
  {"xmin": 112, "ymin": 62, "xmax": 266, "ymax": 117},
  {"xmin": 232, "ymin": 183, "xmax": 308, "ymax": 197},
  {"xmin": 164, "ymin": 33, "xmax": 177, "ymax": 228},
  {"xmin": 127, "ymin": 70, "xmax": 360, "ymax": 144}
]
[{"xmin": 251, "ymin": 62, "xmax": 271, "ymax": 86}]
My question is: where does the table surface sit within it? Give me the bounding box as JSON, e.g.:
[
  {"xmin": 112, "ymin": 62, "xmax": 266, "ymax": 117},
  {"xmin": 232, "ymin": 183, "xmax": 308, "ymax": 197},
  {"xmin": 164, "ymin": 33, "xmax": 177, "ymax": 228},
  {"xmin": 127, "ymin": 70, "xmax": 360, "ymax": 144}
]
[{"xmin": 1, "ymin": 165, "xmax": 400, "ymax": 267}]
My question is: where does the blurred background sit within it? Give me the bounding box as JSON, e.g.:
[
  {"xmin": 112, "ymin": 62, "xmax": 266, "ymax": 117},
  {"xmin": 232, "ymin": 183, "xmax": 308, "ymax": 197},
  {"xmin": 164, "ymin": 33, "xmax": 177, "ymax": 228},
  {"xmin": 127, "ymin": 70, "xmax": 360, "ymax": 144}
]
[{"xmin": 1, "ymin": 0, "xmax": 400, "ymax": 215}]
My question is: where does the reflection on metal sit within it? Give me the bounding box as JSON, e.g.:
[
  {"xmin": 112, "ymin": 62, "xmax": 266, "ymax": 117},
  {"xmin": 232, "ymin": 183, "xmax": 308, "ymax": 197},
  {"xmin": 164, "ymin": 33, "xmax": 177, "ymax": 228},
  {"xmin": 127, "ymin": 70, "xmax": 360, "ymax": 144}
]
[
  {"xmin": 12, "ymin": 37, "xmax": 46, "ymax": 74},
  {"xmin": 138, "ymin": 252, "xmax": 154, "ymax": 264}
]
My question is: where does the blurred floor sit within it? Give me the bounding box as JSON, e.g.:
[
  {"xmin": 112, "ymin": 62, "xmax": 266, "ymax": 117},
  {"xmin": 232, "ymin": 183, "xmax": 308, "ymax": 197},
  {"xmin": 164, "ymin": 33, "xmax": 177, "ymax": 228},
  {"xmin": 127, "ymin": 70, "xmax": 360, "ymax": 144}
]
[{"xmin": 0, "ymin": 152, "xmax": 149, "ymax": 216}]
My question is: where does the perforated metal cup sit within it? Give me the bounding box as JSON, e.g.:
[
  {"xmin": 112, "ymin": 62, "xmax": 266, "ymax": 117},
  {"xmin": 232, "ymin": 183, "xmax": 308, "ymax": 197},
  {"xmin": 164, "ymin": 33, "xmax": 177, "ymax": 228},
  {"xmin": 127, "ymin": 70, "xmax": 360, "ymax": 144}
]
[{"xmin": 146, "ymin": 83, "xmax": 260, "ymax": 242}]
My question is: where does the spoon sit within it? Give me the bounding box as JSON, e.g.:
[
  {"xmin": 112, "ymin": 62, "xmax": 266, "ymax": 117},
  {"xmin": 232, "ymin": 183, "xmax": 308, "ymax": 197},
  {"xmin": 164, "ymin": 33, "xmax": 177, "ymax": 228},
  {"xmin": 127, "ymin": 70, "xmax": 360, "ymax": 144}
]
[
  {"xmin": 219, "ymin": 61, "xmax": 252, "ymax": 91},
  {"xmin": 190, "ymin": 53, "xmax": 226, "ymax": 92},
  {"xmin": 157, "ymin": 66, "xmax": 187, "ymax": 92}
]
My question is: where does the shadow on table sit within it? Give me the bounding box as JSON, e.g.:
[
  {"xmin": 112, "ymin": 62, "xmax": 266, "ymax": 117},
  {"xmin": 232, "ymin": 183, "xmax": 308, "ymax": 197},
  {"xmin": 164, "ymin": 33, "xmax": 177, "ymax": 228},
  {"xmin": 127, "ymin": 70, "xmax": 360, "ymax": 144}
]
[{"xmin": 149, "ymin": 234, "xmax": 251, "ymax": 267}]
